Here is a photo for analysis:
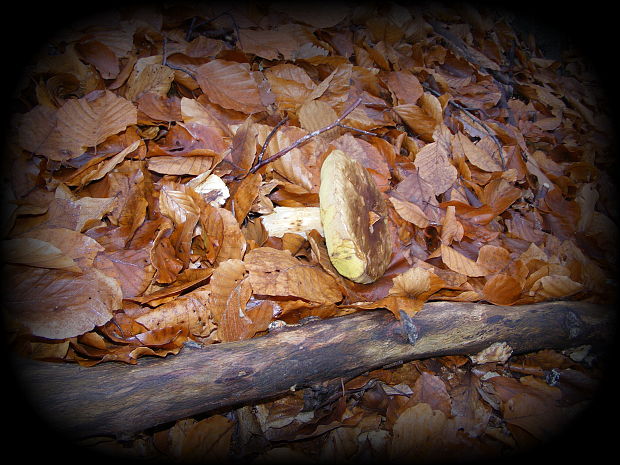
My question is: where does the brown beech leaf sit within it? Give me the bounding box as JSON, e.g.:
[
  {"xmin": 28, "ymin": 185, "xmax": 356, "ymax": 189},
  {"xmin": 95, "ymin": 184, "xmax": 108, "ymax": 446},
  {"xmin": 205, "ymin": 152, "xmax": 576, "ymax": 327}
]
[
  {"xmin": 20, "ymin": 227, "xmax": 104, "ymax": 270},
  {"xmin": 208, "ymin": 259, "xmax": 247, "ymax": 322},
  {"xmin": 94, "ymin": 249, "xmax": 154, "ymax": 299},
  {"xmin": 129, "ymin": 268, "xmax": 213, "ymax": 307},
  {"xmin": 125, "ymin": 57, "xmax": 175, "ymax": 101},
  {"xmin": 148, "ymin": 156, "xmax": 215, "ymax": 176},
  {"xmin": 244, "ymin": 247, "xmax": 342, "ymax": 304},
  {"xmin": 178, "ymin": 415, "xmax": 234, "ymax": 463},
  {"xmin": 389, "ymin": 266, "xmax": 431, "ymax": 298},
  {"xmin": 258, "ymin": 125, "xmax": 321, "ymax": 193},
  {"xmin": 228, "ymin": 118, "xmax": 259, "ymax": 174},
  {"xmin": 476, "ymin": 244, "xmax": 511, "ymax": 274},
  {"xmin": 389, "ymin": 403, "xmax": 451, "ymax": 462},
  {"xmin": 439, "ymin": 205, "xmax": 463, "ymax": 244},
  {"xmin": 40, "ymin": 188, "xmax": 117, "ymax": 233},
  {"xmin": 135, "ymin": 286, "xmax": 213, "ymax": 338},
  {"xmin": 65, "ymin": 140, "xmax": 141, "ymax": 187},
  {"xmin": 298, "ymin": 99, "xmax": 339, "ymax": 137},
  {"xmin": 196, "ymin": 59, "xmax": 265, "ymax": 114},
  {"xmin": 394, "ymin": 170, "xmax": 441, "ymax": 224},
  {"xmin": 264, "ymin": 64, "xmax": 316, "ymax": 111},
  {"xmin": 17, "ymin": 105, "xmax": 71, "ymax": 161},
  {"xmin": 1, "ymin": 238, "xmax": 81, "ymax": 272},
  {"xmin": 480, "ymin": 179, "xmax": 522, "ymax": 217},
  {"xmin": 389, "ymin": 195, "xmax": 429, "ymax": 228},
  {"xmin": 482, "ymin": 273, "xmax": 522, "ymax": 305},
  {"xmin": 137, "ymin": 93, "xmax": 182, "ymax": 122},
  {"xmin": 440, "ymin": 244, "xmax": 488, "ymax": 277},
  {"xmin": 330, "ymin": 133, "xmax": 391, "ymax": 191},
  {"xmin": 394, "ymin": 92, "xmax": 444, "ymax": 142},
  {"xmin": 214, "ymin": 207, "xmax": 247, "ymax": 264},
  {"xmin": 409, "ymin": 371, "xmax": 452, "ymax": 416},
  {"xmin": 530, "ymin": 275, "xmax": 583, "ymax": 300},
  {"xmin": 55, "ymin": 90, "xmax": 137, "ymax": 157},
  {"xmin": 453, "ymin": 131, "xmax": 502, "ymax": 172},
  {"xmin": 237, "ymin": 28, "xmax": 299, "ymax": 60},
  {"xmin": 75, "ymin": 40, "xmax": 120, "ymax": 79},
  {"xmin": 217, "ymin": 277, "xmax": 256, "ymax": 342},
  {"xmin": 230, "ymin": 172, "xmax": 262, "ymax": 224},
  {"xmin": 159, "ymin": 185, "xmax": 201, "ymax": 225},
  {"xmin": 4, "ymin": 265, "xmax": 121, "ymax": 339},
  {"xmin": 413, "ymin": 141, "xmax": 457, "ymax": 195},
  {"xmin": 385, "ymin": 70, "xmax": 424, "ymax": 105}
]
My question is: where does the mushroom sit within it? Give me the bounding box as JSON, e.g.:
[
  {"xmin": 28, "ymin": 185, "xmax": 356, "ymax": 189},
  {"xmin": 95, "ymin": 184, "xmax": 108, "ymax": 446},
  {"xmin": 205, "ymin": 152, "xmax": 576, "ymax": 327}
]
[{"xmin": 319, "ymin": 149, "xmax": 392, "ymax": 283}]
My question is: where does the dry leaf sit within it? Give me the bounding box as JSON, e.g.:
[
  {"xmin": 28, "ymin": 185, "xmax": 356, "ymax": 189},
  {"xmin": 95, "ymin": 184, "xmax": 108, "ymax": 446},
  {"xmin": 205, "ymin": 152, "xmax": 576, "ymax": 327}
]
[
  {"xmin": 394, "ymin": 92, "xmax": 443, "ymax": 142},
  {"xmin": 385, "ymin": 70, "xmax": 424, "ymax": 105},
  {"xmin": 244, "ymin": 247, "xmax": 342, "ymax": 304},
  {"xmin": 482, "ymin": 274, "xmax": 522, "ymax": 305},
  {"xmin": 196, "ymin": 60, "xmax": 265, "ymax": 114},
  {"xmin": 439, "ymin": 205, "xmax": 463, "ymax": 244},
  {"xmin": 440, "ymin": 244, "xmax": 488, "ymax": 277},
  {"xmin": 208, "ymin": 259, "xmax": 247, "ymax": 322},
  {"xmin": 476, "ymin": 245, "xmax": 511, "ymax": 274},
  {"xmin": 56, "ymin": 90, "xmax": 137, "ymax": 156},
  {"xmin": 4, "ymin": 265, "xmax": 121, "ymax": 339},
  {"xmin": 65, "ymin": 140, "xmax": 141, "ymax": 187},
  {"xmin": 531, "ymin": 275, "xmax": 583, "ymax": 299},
  {"xmin": 389, "ymin": 267, "xmax": 431, "ymax": 299},
  {"xmin": 389, "ymin": 196, "xmax": 429, "ymax": 228},
  {"xmin": 125, "ymin": 57, "xmax": 175, "ymax": 101},
  {"xmin": 453, "ymin": 132, "xmax": 502, "ymax": 172},
  {"xmin": 298, "ymin": 99, "xmax": 339, "ymax": 137},
  {"xmin": 390, "ymin": 403, "xmax": 450, "ymax": 462},
  {"xmin": 1, "ymin": 238, "xmax": 81, "ymax": 272},
  {"xmin": 413, "ymin": 141, "xmax": 457, "ymax": 196},
  {"xmin": 135, "ymin": 286, "xmax": 212, "ymax": 338}
]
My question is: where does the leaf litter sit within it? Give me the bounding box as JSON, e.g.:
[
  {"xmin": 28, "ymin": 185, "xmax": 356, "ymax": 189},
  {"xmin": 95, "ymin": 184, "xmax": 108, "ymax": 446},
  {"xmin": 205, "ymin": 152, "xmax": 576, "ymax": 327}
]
[{"xmin": 2, "ymin": 2, "xmax": 616, "ymax": 463}]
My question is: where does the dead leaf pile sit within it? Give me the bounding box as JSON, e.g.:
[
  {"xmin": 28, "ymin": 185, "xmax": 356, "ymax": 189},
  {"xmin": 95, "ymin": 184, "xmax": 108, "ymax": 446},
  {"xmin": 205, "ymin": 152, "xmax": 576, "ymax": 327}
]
[{"xmin": 1, "ymin": 2, "xmax": 615, "ymax": 462}]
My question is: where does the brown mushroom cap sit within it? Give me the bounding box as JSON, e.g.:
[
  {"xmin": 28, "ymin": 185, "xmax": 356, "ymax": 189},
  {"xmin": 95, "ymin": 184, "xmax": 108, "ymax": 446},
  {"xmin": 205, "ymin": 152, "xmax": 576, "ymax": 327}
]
[{"xmin": 319, "ymin": 149, "xmax": 392, "ymax": 283}]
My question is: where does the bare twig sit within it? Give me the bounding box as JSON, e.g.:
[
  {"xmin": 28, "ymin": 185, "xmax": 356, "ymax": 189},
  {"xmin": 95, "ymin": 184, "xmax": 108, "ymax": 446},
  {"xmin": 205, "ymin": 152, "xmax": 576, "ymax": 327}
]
[
  {"xmin": 337, "ymin": 124, "xmax": 377, "ymax": 137},
  {"xmin": 247, "ymin": 97, "xmax": 364, "ymax": 175},
  {"xmin": 422, "ymin": 84, "xmax": 505, "ymax": 169},
  {"xmin": 256, "ymin": 115, "xmax": 290, "ymax": 166}
]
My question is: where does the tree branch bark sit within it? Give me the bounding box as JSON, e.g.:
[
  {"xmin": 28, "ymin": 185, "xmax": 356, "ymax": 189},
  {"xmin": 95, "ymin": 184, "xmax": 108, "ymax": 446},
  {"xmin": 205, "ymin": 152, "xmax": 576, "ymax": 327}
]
[{"xmin": 12, "ymin": 301, "xmax": 614, "ymax": 439}]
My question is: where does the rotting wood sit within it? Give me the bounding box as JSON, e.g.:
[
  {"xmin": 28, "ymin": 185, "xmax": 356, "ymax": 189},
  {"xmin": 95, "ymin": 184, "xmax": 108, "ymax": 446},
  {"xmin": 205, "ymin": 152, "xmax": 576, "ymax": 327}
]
[{"xmin": 12, "ymin": 300, "xmax": 614, "ymax": 439}]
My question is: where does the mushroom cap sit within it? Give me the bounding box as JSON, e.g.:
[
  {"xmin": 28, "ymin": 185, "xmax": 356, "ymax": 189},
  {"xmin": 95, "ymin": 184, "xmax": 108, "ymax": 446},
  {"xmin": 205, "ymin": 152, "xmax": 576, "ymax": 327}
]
[{"xmin": 319, "ymin": 149, "xmax": 392, "ymax": 283}]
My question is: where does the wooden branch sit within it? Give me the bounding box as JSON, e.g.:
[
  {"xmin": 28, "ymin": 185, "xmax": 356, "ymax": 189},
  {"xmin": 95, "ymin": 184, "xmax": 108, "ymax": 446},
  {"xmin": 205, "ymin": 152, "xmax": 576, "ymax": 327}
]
[
  {"xmin": 12, "ymin": 301, "xmax": 614, "ymax": 439},
  {"xmin": 248, "ymin": 97, "xmax": 363, "ymax": 174}
]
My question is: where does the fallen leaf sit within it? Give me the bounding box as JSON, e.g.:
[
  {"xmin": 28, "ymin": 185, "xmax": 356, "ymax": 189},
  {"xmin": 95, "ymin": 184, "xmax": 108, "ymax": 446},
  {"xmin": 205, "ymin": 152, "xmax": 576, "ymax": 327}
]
[
  {"xmin": 4, "ymin": 265, "xmax": 121, "ymax": 339},
  {"xmin": 244, "ymin": 247, "xmax": 342, "ymax": 305},
  {"xmin": 196, "ymin": 60, "xmax": 265, "ymax": 114},
  {"xmin": 0, "ymin": 238, "xmax": 81, "ymax": 272},
  {"xmin": 389, "ymin": 195, "xmax": 429, "ymax": 228},
  {"xmin": 441, "ymin": 244, "xmax": 488, "ymax": 277},
  {"xmin": 413, "ymin": 140, "xmax": 457, "ymax": 196},
  {"xmin": 56, "ymin": 90, "xmax": 137, "ymax": 157}
]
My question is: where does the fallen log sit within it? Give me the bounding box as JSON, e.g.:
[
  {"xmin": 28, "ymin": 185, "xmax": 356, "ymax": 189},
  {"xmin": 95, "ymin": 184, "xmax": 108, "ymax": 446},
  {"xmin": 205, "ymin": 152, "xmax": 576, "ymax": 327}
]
[{"xmin": 11, "ymin": 300, "xmax": 614, "ymax": 438}]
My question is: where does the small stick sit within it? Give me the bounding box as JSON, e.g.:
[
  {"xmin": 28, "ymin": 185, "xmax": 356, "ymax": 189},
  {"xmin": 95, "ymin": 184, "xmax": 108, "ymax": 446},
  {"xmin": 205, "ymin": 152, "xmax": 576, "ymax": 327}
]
[
  {"xmin": 422, "ymin": 84, "xmax": 505, "ymax": 169},
  {"xmin": 248, "ymin": 97, "xmax": 363, "ymax": 174},
  {"xmin": 336, "ymin": 124, "xmax": 377, "ymax": 137},
  {"xmin": 255, "ymin": 114, "xmax": 289, "ymax": 166}
]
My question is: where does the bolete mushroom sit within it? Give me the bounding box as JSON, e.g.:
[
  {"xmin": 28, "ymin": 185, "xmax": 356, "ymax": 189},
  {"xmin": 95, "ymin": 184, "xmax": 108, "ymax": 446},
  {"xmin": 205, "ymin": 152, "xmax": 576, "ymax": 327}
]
[{"xmin": 319, "ymin": 149, "xmax": 392, "ymax": 283}]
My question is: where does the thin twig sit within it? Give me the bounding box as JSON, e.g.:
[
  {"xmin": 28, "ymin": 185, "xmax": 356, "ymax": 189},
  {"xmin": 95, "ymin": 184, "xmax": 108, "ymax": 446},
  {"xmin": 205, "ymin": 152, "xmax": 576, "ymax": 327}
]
[
  {"xmin": 422, "ymin": 84, "xmax": 505, "ymax": 169},
  {"xmin": 165, "ymin": 63, "xmax": 197, "ymax": 80},
  {"xmin": 247, "ymin": 97, "xmax": 363, "ymax": 175},
  {"xmin": 336, "ymin": 124, "xmax": 376, "ymax": 137},
  {"xmin": 256, "ymin": 115, "xmax": 289, "ymax": 166}
]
